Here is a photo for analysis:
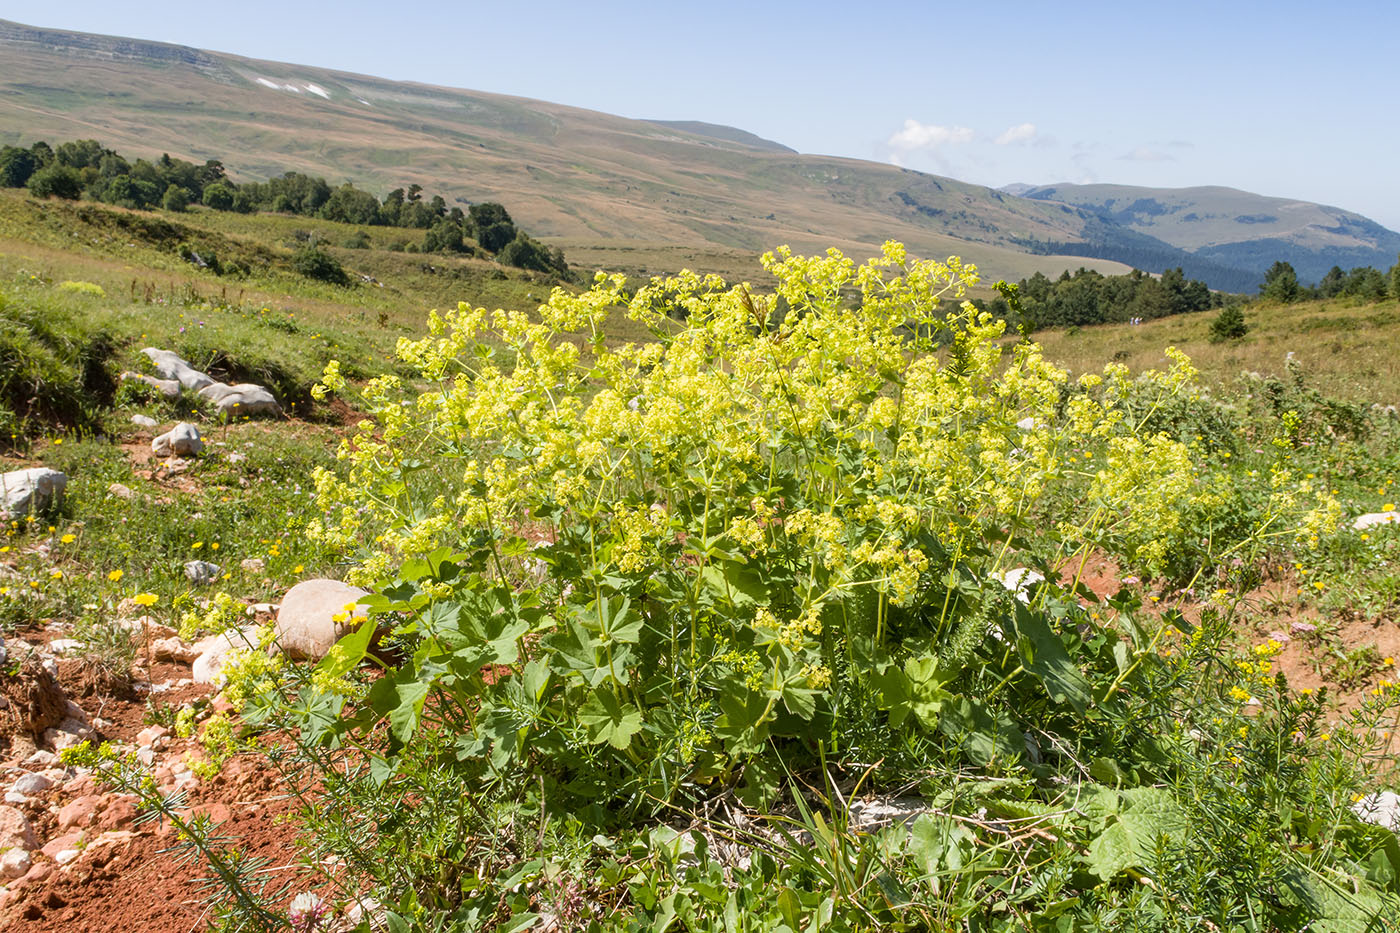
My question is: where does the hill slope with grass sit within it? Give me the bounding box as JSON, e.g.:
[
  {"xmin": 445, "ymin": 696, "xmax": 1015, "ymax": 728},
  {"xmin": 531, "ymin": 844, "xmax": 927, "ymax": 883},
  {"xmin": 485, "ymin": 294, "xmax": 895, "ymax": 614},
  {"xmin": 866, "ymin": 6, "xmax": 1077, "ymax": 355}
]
[{"xmin": 0, "ymin": 18, "xmax": 1147, "ymax": 285}]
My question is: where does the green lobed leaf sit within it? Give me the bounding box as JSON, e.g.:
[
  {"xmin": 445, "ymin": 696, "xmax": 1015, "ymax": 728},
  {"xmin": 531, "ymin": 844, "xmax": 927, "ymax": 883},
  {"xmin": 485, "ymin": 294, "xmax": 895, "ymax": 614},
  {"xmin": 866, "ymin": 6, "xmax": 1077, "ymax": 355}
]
[{"xmin": 578, "ymin": 689, "xmax": 644, "ymax": 750}]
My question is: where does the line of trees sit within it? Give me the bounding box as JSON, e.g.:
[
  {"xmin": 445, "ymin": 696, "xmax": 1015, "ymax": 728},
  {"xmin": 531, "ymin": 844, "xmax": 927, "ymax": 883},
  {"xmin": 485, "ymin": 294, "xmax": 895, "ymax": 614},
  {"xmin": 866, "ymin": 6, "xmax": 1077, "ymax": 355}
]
[
  {"xmin": 1259, "ymin": 259, "xmax": 1400, "ymax": 304},
  {"xmin": 0, "ymin": 138, "xmax": 567, "ymax": 276},
  {"xmin": 974, "ymin": 266, "xmax": 1224, "ymax": 332}
]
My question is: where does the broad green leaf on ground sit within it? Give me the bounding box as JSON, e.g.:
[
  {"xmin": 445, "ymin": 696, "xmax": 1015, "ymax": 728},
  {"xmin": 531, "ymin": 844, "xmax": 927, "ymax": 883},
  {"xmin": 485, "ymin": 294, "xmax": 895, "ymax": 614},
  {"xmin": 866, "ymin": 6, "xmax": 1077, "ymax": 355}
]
[
  {"xmin": 1013, "ymin": 604, "xmax": 1092, "ymax": 713},
  {"xmin": 716, "ymin": 687, "xmax": 772, "ymax": 756},
  {"xmin": 909, "ymin": 813, "xmax": 977, "ymax": 876},
  {"xmin": 388, "ymin": 679, "xmax": 431, "ymax": 744},
  {"xmin": 938, "ymin": 697, "xmax": 1024, "ymax": 768},
  {"xmin": 314, "ymin": 616, "xmax": 376, "ymax": 682},
  {"xmin": 875, "ymin": 652, "xmax": 953, "ymax": 728},
  {"xmin": 1081, "ymin": 786, "xmax": 1187, "ymax": 881},
  {"xmin": 1277, "ymin": 867, "xmax": 1394, "ymax": 933},
  {"xmin": 699, "ymin": 561, "xmax": 770, "ymax": 609},
  {"xmin": 579, "ymin": 689, "xmax": 644, "ymax": 749}
]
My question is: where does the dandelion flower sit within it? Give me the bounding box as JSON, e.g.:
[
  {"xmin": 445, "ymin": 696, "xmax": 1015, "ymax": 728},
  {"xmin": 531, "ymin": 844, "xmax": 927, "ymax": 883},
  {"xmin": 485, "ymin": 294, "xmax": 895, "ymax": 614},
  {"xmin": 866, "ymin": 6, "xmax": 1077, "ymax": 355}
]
[
  {"xmin": 133, "ymin": 592, "xmax": 159, "ymax": 607},
  {"xmin": 108, "ymin": 569, "xmax": 124, "ymax": 582},
  {"xmin": 60, "ymin": 533, "xmax": 75, "ymax": 544}
]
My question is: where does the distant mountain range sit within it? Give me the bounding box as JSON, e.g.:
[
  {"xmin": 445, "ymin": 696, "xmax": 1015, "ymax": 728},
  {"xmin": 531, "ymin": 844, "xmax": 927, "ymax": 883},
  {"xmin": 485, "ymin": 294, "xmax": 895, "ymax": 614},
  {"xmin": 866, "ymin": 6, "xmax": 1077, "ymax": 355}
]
[
  {"xmin": 1007, "ymin": 183, "xmax": 1400, "ymax": 288},
  {"xmin": 1, "ymin": 18, "xmax": 1396, "ymax": 292}
]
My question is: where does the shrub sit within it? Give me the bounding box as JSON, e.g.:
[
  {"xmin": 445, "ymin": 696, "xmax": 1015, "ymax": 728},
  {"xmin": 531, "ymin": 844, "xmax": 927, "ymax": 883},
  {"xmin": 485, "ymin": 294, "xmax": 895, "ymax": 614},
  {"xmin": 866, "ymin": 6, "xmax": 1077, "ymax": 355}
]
[
  {"xmin": 161, "ymin": 184, "xmax": 190, "ymax": 213},
  {"xmin": 26, "ymin": 164, "xmax": 82, "ymax": 200},
  {"xmin": 498, "ymin": 231, "xmax": 568, "ymax": 275},
  {"xmin": 291, "ymin": 246, "xmax": 349, "ymax": 286},
  {"xmin": 202, "ymin": 182, "xmax": 236, "ymax": 211},
  {"xmin": 1208, "ymin": 305, "xmax": 1248, "ymax": 342},
  {"xmin": 56, "ymin": 280, "xmax": 106, "ymax": 298}
]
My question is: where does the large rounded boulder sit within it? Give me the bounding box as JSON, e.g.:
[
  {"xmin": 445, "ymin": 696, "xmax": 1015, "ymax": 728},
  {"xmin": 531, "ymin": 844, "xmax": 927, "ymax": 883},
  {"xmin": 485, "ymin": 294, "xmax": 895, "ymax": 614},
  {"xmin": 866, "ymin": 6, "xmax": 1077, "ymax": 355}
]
[{"xmin": 273, "ymin": 579, "xmax": 369, "ymax": 660}]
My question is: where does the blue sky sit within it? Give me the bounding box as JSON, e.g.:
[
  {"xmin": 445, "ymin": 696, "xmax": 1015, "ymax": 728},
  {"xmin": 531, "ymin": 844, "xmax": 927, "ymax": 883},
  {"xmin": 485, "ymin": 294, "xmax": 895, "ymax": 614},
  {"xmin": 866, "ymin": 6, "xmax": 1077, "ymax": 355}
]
[{"xmin": 9, "ymin": 1, "xmax": 1400, "ymax": 229}]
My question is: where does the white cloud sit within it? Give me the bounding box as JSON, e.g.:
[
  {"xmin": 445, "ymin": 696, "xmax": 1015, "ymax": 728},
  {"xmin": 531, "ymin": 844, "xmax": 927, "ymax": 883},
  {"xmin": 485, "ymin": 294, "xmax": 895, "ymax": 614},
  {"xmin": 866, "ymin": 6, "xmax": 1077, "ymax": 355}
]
[
  {"xmin": 995, "ymin": 123, "xmax": 1037, "ymax": 146},
  {"xmin": 1119, "ymin": 146, "xmax": 1175, "ymax": 163},
  {"xmin": 887, "ymin": 119, "xmax": 975, "ymax": 152}
]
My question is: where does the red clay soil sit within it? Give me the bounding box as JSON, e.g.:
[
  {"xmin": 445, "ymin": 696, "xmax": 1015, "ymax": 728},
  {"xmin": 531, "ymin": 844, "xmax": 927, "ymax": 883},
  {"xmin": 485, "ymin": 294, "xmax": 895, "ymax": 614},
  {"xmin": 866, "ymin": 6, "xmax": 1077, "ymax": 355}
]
[
  {"xmin": 0, "ymin": 643, "xmax": 320, "ymax": 933},
  {"xmin": 4, "ymin": 550, "xmax": 1394, "ymax": 931},
  {"xmin": 10, "ymin": 770, "xmax": 308, "ymax": 933}
]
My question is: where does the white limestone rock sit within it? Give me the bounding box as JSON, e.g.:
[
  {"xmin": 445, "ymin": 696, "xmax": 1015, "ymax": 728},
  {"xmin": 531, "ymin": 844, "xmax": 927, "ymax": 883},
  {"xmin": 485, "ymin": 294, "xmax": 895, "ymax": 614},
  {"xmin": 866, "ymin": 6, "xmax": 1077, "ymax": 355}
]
[
  {"xmin": 1354, "ymin": 791, "xmax": 1400, "ymax": 832},
  {"xmin": 119, "ymin": 371, "xmax": 181, "ymax": 399},
  {"xmin": 0, "ymin": 468, "xmax": 67, "ymax": 521},
  {"xmin": 191, "ymin": 626, "xmax": 262, "ymax": 684},
  {"xmin": 996, "ymin": 567, "xmax": 1046, "ymax": 604},
  {"xmin": 184, "ymin": 560, "xmax": 221, "ymax": 585},
  {"xmin": 152, "ymin": 422, "xmax": 204, "ymax": 457},
  {"xmin": 273, "ymin": 579, "xmax": 369, "ymax": 660},
  {"xmin": 199, "ymin": 382, "xmax": 281, "ymax": 418},
  {"xmin": 141, "ymin": 348, "xmax": 215, "ymax": 391}
]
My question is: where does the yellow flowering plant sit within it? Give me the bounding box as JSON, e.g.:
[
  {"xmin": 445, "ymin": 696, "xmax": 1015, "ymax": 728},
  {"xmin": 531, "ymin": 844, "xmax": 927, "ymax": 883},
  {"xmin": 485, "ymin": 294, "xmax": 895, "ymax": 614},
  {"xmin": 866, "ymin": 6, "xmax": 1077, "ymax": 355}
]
[{"xmin": 297, "ymin": 244, "xmax": 1336, "ymax": 812}]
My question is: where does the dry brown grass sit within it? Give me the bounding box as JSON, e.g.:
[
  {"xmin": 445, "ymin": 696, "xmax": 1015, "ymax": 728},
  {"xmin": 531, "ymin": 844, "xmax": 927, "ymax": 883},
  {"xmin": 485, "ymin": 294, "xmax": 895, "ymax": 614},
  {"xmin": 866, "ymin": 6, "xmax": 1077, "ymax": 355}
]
[{"xmin": 1034, "ymin": 297, "xmax": 1400, "ymax": 403}]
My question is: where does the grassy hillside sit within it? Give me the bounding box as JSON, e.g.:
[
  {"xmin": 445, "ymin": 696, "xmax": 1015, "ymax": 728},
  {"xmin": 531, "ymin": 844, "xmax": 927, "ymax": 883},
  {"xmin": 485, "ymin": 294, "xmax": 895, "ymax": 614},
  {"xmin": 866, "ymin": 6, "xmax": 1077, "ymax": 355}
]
[
  {"xmin": 1036, "ymin": 294, "xmax": 1400, "ymax": 403},
  {"xmin": 0, "ymin": 19, "xmax": 1140, "ymax": 285}
]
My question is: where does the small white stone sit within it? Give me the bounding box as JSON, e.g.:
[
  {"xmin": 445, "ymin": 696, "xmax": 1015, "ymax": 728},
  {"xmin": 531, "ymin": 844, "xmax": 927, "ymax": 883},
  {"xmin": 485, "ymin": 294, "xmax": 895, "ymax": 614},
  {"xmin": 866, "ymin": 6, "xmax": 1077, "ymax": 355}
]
[
  {"xmin": 0, "ymin": 848, "xmax": 31, "ymax": 880},
  {"xmin": 184, "ymin": 560, "xmax": 221, "ymax": 585},
  {"xmin": 1354, "ymin": 791, "xmax": 1400, "ymax": 831},
  {"xmin": 10, "ymin": 772, "xmax": 54, "ymax": 796},
  {"xmin": 53, "ymin": 848, "xmax": 81, "ymax": 866}
]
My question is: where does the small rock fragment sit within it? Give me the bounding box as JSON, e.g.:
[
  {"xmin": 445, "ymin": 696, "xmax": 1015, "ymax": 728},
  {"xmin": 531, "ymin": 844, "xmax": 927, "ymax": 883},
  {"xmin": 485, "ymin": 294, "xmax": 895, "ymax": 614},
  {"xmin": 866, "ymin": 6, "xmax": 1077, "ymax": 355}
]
[
  {"xmin": 141, "ymin": 348, "xmax": 215, "ymax": 391},
  {"xmin": 1354, "ymin": 511, "xmax": 1400, "ymax": 530},
  {"xmin": 57, "ymin": 794, "xmax": 103, "ymax": 831},
  {"xmin": 0, "ymin": 805, "xmax": 38, "ymax": 851},
  {"xmin": 136, "ymin": 725, "xmax": 171, "ymax": 749},
  {"xmin": 9, "ymin": 772, "xmax": 54, "ymax": 796},
  {"xmin": 185, "ymin": 560, "xmax": 221, "ymax": 585},
  {"xmin": 0, "ymin": 848, "xmax": 32, "ymax": 880},
  {"xmin": 151, "ymin": 636, "xmax": 199, "ymax": 662},
  {"xmin": 153, "ymin": 422, "xmax": 204, "ymax": 458}
]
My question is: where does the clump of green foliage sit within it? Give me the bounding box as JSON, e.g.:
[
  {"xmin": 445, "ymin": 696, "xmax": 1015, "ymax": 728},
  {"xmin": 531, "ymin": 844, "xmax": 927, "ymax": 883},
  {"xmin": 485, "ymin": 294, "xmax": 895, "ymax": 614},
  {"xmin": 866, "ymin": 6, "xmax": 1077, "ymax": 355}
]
[
  {"xmin": 291, "ymin": 245, "xmax": 349, "ymax": 286},
  {"xmin": 1209, "ymin": 305, "xmax": 1249, "ymax": 342}
]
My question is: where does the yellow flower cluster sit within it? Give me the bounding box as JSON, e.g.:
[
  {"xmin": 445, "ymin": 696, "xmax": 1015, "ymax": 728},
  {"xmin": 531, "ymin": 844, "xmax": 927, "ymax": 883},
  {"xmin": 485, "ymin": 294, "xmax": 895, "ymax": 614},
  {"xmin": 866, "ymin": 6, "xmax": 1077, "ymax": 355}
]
[{"xmin": 304, "ymin": 241, "xmax": 1338, "ymax": 665}]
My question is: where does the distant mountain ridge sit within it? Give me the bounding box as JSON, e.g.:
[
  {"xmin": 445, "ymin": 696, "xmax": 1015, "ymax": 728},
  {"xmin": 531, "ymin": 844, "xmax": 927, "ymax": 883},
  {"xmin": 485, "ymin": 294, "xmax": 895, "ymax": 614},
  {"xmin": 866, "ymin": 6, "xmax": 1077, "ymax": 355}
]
[
  {"xmin": 1010, "ymin": 183, "xmax": 1400, "ymax": 286},
  {"xmin": 1, "ymin": 18, "xmax": 1396, "ymax": 291}
]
